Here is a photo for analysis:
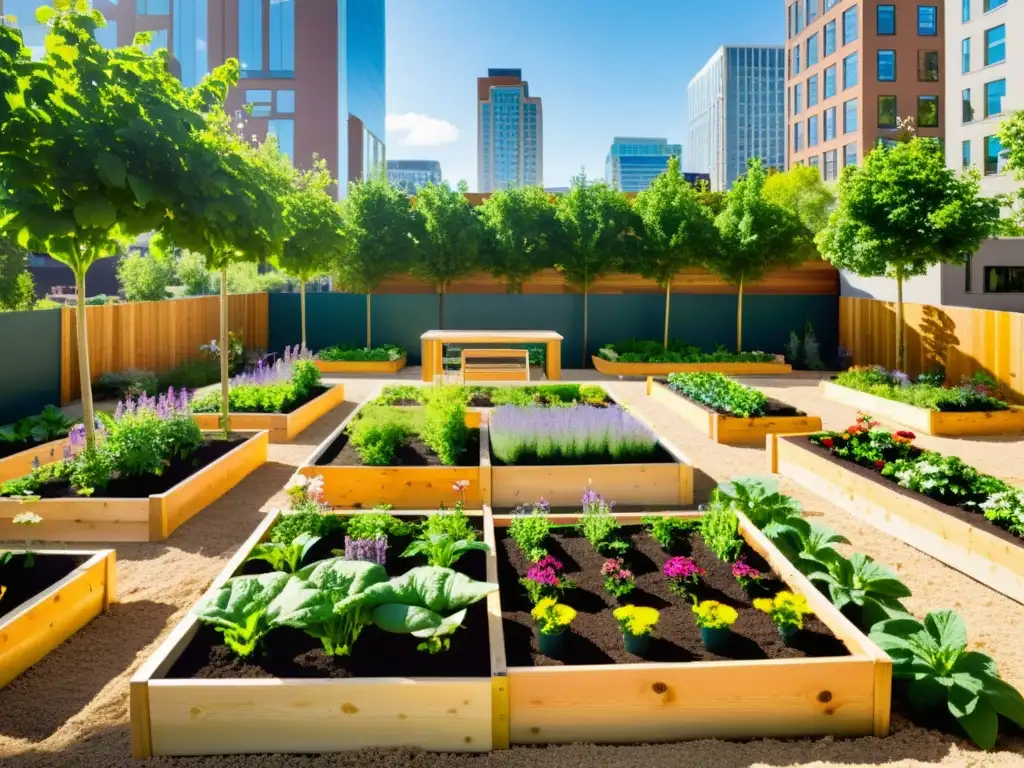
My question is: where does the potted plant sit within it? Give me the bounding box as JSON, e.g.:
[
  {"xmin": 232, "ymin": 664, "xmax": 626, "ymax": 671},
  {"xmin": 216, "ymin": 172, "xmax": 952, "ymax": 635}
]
[
  {"xmin": 692, "ymin": 599, "xmax": 738, "ymax": 652},
  {"xmin": 663, "ymin": 555, "xmax": 705, "ymax": 597},
  {"xmin": 601, "ymin": 557, "xmax": 635, "ymax": 599},
  {"xmin": 731, "ymin": 557, "xmax": 767, "ymax": 593},
  {"xmin": 613, "ymin": 604, "xmax": 660, "ymax": 656},
  {"xmin": 531, "ymin": 597, "xmax": 577, "ymax": 656},
  {"xmin": 753, "ymin": 590, "xmax": 813, "ymax": 645},
  {"xmin": 520, "ymin": 555, "xmax": 574, "ymax": 604}
]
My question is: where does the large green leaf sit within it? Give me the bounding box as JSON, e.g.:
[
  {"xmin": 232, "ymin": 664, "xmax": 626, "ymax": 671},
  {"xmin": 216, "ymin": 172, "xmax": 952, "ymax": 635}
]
[
  {"xmin": 949, "ymin": 687, "xmax": 998, "ymax": 750},
  {"xmin": 371, "ymin": 604, "xmax": 444, "ymax": 635},
  {"xmin": 196, "ymin": 571, "xmax": 292, "ymax": 630},
  {"xmin": 73, "ymin": 196, "xmax": 116, "ymax": 229},
  {"xmin": 295, "ymin": 557, "xmax": 388, "ymax": 596},
  {"xmin": 264, "ymin": 574, "xmax": 326, "ymax": 626},
  {"xmin": 96, "ymin": 151, "xmax": 127, "ymax": 189},
  {"xmin": 338, "ymin": 566, "xmax": 497, "ymax": 614},
  {"xmin": 127, "ymin": 174, "xmax": 155, "ymax": 207},
  {"xmin": 925, "ymin": 610, "xmax": 968, "ymax": 652},
  {"xmin": 980, "ymin": 675, "xmax": 1024, "ymax": 728},
  {"xmin": 412, "ymin": 608, "xmax": 467, "ymax": 639}
]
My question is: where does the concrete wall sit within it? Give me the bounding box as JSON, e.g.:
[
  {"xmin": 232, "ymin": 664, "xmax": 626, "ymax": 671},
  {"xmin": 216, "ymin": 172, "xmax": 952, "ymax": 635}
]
[
  {"xmin": 839, "ymin": 267, "xmax": 943, "ymax": 304},
  {"xmin": 0, "ymin": 309, "xmax": 62, "ymax": 424}
]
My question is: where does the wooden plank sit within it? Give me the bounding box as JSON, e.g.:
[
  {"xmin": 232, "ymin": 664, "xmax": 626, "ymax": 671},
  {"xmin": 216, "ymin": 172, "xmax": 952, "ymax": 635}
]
[
  {"xmin": 191, "ymin": 387, "xmax": 345, "ymax": 443},
  {"xmin": 819, "ymin": 381, "xmax": 933, "ymax": 433},
  {"xmin": 491, "ymin": 464, "xmax": 680, "ymax": 508},
  {"xmin": 482, "ymin": 505, "xmax": 510, "ymax": 749},
  {"xmin": 478, "ymin": 424, "xmax": 492, "ymax": 507},
  {"xmin": 593, "ymin": 356, "xmax": 792, "ymax": 377},
  {"xmin": 285, "ymin": 384, "xmax": 347, "ymax": 441},
  {"xmin": 0, "ymin": 498, "xmax": 150, "ymax": 543},
  {"xmin": 314, "ymin": 356, "xmax": 407, "ymax": 375},
  {"xmin": 929, "ymin": 408, "xmax": 1024, "ymax": 436},
  {"xmin": 421, "ymin": 331, "xmax": 563, "ymax": 342},
  {"xmin": 0, "ymin": 438, "xmax": 68, "ymax": 484},
  {"xmin": 545, "ymin": 340, "xmax": 562, "ymax": 381},
  {"xmin": 306, "ymin": 466, "xmax": 482, "ymax": 510},
  {"xmin": 0, "ymin": 550, "xmax": 115, "ymax": 688}
]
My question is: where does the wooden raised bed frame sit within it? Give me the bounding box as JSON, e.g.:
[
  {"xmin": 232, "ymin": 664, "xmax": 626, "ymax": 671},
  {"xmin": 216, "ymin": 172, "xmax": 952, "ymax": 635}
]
[
  {"xmin": 192, "ymin": 384, "xmax": 346, "ymax": 443},
  {"xmin": 648, "ymin": 377, "xmax": 821, "ymax": 445},
  {"xmin": 768, "ymin": 432, "xmax": 1024, "ymax": 606},
  {"xmin": 0, "ymin": 438, "xmax": 68, "ymax": 484},
  {"xmin": 593, "ymin": 355, "xmax": 792, "ymax": 377},
  {"xmin": 314, "ymin": 355, "xmax": 407, "ymax": 376},
  {"xmin": 495, "ymin": 508, "xmax": 890, "ymax": 745},
  {"xmin": 0, "ymin": 431, "xmax": 269, "ymax": 543},
  {"xmin": 130, "ymin": 508, "xmax": 506, "ymax": 758},
  {"xmin": 819, "ymin": 381, "xmax": 1024, "ymax": 436},
  {"xmin": 1, "ymin": 549, "xmax": 116, "ymax": 688}
]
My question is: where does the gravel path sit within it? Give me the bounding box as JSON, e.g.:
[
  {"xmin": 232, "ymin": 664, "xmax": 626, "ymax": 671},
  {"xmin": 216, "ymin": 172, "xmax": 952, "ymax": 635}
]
[{"xmin": 1, "ymin": 373, "xmax": 1022, "ymax": 767}]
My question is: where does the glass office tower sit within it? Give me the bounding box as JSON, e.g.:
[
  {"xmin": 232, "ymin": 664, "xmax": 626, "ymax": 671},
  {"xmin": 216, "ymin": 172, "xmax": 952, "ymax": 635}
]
[
  {"xmin": 477, "ymin": 68, "xmax": 543, "ymax": 192},
  {"xmin": 605, "ymin": 137, "xmax": 683, "ymax": 192},
  {"xmin": 387, "ymin": 160, "xmax": 443, "ymax": 194}
]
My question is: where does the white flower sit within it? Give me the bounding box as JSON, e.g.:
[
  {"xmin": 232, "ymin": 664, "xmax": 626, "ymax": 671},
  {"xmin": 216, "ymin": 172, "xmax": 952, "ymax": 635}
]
[
  {"xmin": 13, "ymin": 512, "xmax": 42, "ymax": 526},
  {"xmin": 285, "ymin": 475, "xmax": 309, "ymax": 491},
  {"xmin": 306, "ymin": 475, "xmax": 325, "ymax": 497}
]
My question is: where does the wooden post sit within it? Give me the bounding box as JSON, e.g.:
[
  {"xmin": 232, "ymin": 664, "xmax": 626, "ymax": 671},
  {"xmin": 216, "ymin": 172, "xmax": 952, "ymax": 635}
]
[
  {"xmin": 545, "ymin": 339, "xmax": 561, "ymax": 380},
  {"xmin": 421, "ymin": 337, "xmax": 433, "ymax": 382}
]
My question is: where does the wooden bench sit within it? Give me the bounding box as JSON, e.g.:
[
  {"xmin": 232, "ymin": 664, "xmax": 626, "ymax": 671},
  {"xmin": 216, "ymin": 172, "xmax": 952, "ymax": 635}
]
[
  {"xmin": 421, "ymin": 330, "xmax": 563, "ymax": 383},
  {"xmin": 461, "ymin": 348, "xmax": 530, "ymax": 383}
]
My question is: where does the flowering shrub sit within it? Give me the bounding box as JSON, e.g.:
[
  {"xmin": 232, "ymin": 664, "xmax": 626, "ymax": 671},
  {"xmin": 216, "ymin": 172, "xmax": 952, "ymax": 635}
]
[
  {"xmin": 190, "ymin": 349, "xmax": 321, "ymax": 415},
  {"xmin": 665, "ymin": 373, "xmax": 767, "ymax": 418},
  {"xmin": 663, "ymin": 555, "xmax": 705, "ymax": 597},
  {"xmin": 269, "ymin": 474, "xmax": 344, "ymax": 545},
  {"xmin": 200, "ymin": 331, "xmax": 244, "ymax": 374},
  {"xmin": 731, "ymin": 558, "xmax": 766, "ymax": 590},
  {"xmin": 809, "ymin": 413, "xmax": 916, "ymax": 469},
  {"xmin": 531, "ymin": 598, "xmax": 577, "ymax": 635},
  {"xmin": 613, "ymin": 605, "xmax": 660, "ymax": 636},
  {"xmin": 489, "ymin": 405, "xmax": 658, "ymax": 464},
  {"xmin": 344, "ymin": 535, "xmax": 388, "ymax": 565},
  {"xmin": 834, "ymin": 365, "xmax": 1008, "ymax": 412},
  {"xmin": 691, "ymin": 600, "xmax": 738, "ymax": 630},
  {"xmin": 601, "ymin": 557, "xmax": 635, "ymax": 598},
  {"xmin": 520, "ymin": 555, "xmax": 574, "ymax": 604},
  {"xmin": 753, "ymin": 591, "xmax": 813, "ymax": 631}
]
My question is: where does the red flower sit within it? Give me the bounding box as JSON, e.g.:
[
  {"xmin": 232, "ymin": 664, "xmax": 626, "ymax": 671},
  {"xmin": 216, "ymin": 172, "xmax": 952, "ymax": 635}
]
[
  {"xmin": 874, "ymin": 459, "xmax": 885, "ymax": 469},
  {"xmin": 896, "ymin": 430, "xmax": 916, "ymax": 440},
  {"xmin": 821, "ymin": 437, "xmax": 834, "ymax": 448},
  {"xmin": 847, "ymin": 425, "xmax": 862, "ymax": 435}
]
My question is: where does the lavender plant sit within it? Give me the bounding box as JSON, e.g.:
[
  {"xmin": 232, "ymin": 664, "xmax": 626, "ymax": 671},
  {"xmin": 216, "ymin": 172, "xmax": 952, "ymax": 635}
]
[
  {"xmin": 489, "ymin": 405, "xmax": 658, "ymax": 465},
  {"xmin": 343, "ymin": 535, "xmax": 388, "ymax": 565},
  {"xmin": 190, "ymin": 349, "xmax": 321, "ymax": 415}
]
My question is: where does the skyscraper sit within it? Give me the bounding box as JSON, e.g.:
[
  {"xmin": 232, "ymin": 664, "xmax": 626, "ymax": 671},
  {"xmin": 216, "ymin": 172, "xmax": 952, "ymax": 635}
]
[
  {"xmin": 605, "ymin": 137, "xmax": 683, "ymax": 192},
  {"xmin": 785, "ymin": 1, "xmax": 944, "ymax": 181},
  {"xmin": 387, "ymin": 160, "xmax": 443, "ymax": 194},
  {"xmin": 687, "ymin": 46, "xmax": 786, "ymax": 191},
  {"xmin": 477, "ymin": 68, "xmax": 543, "ymax": 192},
  {"xmin": 1, "ymin": 0, "xmax": 385, "ymax": 193}
]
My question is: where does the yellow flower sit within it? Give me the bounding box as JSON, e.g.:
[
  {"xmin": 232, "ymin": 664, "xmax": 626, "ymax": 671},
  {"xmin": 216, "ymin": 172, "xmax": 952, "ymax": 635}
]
[
  {"xmin": 752, "ymin": 597, "xmax": 773, "ymax": 613},
  {"xmin": 532, "ymin": 598, "xmax": 576, "ymax": 632},
  {"xmin": 841, "ymin": 433, "xmax": 851, "ymax": 440},
  {"xmin": 613, "ymin": 604, "xmax": 660, "ymax": 636},
  {"xmin": 692, "ymin": 600, "xmax": 738, "ymax": 629},
  {"xmin": 531, "ymin": 597, "xmax": 557, "ymax": 620}
]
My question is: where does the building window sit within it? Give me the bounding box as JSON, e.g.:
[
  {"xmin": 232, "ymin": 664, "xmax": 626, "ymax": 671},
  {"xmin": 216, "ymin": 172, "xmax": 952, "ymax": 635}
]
[
  {"xmin": 824, "ymin": 20, "xmax": 836, "ymax": 56},
  {"xmin": 844, "ymin": 142, "xmax": 857, "ymax": 167},
  {"xmin": 824, "ymin": 65, "xmax": 836, "ymax": 97},
  {"xmin": 824, "ymin": 149, "xmax": 838, "ymax": 181},
  {"xmin": 794, "ymin": 121, "xmax": 804, "ymax": 151},
  {"xmin": 238, "ymin": 0, "xmax": 262, "ymax": 76},
  {"xmin": 808, "ymin": 74, "xmax": 819, "ymax": 107},
  {"xmin": 963, "ymin": 88, "xmax": 974, "ymax": 122},
  {"xmin": 793, "ymin": 83, "xmax": 803, "ymax": 115},
  {"xmin": 807, "ymin": 33, "xmax": 819, "ymax": 67},
  {"xmin": 808, "ymin": 115, "xmax": 819, "ymax": 146},
  {"xmin": 269, "ymin": 0, "xmax": 295, "ymax": 76},
  {"xmin": 789, "ymin": 3, "xmax": 797, "ymax": 38},
  {"xmin": 984, "ymin": 135, "xmax": 1004, "ymax": 175},
  {"xmin": 172, "ymin": 0, "xmax": 208, "ymax": 87},
  {"xmin": 917, "ymin": 6, "xmax": 938, "ymax": 35},
  {"xmin": 918, "ymin": 51, "xmax": 939, "ymax": 81},
  {"xmin": 963, "ymin": 0, "xmax": 972, "ymax": 21},
  {"xmin": 268, "ymin": 118, "xmax": 295, "ymax": 163},
  {"xmin": 878, "ymin": 50, "xmax": 896, "ymax": 81},
  {"xmin": 877, "ymin": 5, "xmax": 895, "ymax": 34},
  {"xmin": 137, "ymin": 0, "xmax": 170, "ymax": 13},
  {"xmin": 878, "ymin": 95, "xmax": 897, "ymax": 127},
  {"xmin": 985, "ymin": 25, "xmax": 1005, "ymax": 66},
  {"xmin": 244, "ymin": 89, "xmax": 272, "ymax": 118},
  {"xmin": 809, "ymin": 155, "xmax": 820, "ymax": 171},
  {"xmin": 843, "ymin": 98, "xmax": 858, "ymax": 132},
  {"xmin": 806, "ymin": 0, "xmax": 817, "ymax": 24},
  {"xmin": 918, "ymin": 96, "xmax": 939, "ymax": 127},
  {"xmin": 825, "ymin": 107, "xmax": 837, "ymax": 141},
  {"xmin": 843, "ymin": 6, "xmax": 857, "ymax": 44},
  {"xmin": 984, "ymin": 267, "xmax": 1024, "ymax": 293},
  {"xmin": 825, "ymin": 0, "xmax": 840, "ymax": 8},
  {"xmin": 985, "ymin": 79, "xmax": 1006, "ymax": 117},
  {"xmin": 962, "ymin": 139, "xmax": 971, "ymax": 169},
  {"xmin": 794, "ymin": 44, "xmax": 802, "ymax": 75},
  {"xmin": 843, "ymin": 52, "xmax": 858, "ymax": 88},
  {"xmin": 276, "ymin": 90, "xmax": 295, "ymax": 114},
  {"xmin": 962, "ymin": 38, "xmax": 971, "ymax": 73},
  {"xmin": 983, "ymin": 0, "xmax": 1007, "ymax": 10}
]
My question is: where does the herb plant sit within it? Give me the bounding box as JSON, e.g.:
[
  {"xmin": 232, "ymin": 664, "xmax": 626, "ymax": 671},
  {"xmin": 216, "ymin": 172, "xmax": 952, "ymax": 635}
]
[
  {"xmin": 12, "ymin": 511, "xmax": 42, "ymax": 568},
  {"xmin": 509, "ymin": 500, "xmax": 552, "ymax": 562},
  {"xmin": 613, "ymin": 605, "xmax": 659, "ymax": 636},
  {"xmin": 421, "ymin": 503, "xmax": 477, "ymax": 542},
  {"xmin": 698, "ymin": 499, "xmax": 744, "ymax": 562},
  {"xmin": 0, "ymin": 405, "xmax": 75, "ymax": 448},
  {"xmin": 531, "ymin": 598, "xmax": 577, "ymax": 635},
  {"xmin": 663, "ymin": 555, "xmax": 705, "ymax": 597},
  {"xmin": 190, "ymin": 350, "xmax": 322, "ymax": 414},
  {"xmin": 601, "ymin": 558, "xmax": 635, "ymax": 598},
  {"xmin": 375, "ymin": 385, "xmax": 423, "ymax": 405},
  {"xmin": 835, "ymin": 365, "xmax": 1009, "ymax": 412},
  {"xmin": 345, "ymin": 511, "xmax": 414, "ymax": 540},
  {"xmin": 643, "ymin": 515, "xmax": 699, "ymax": 549},
  {"xmin": 346, "ymin": 406, "xmax": 415, "ymax": 466},
  {"xmin": 247, "ymin": 533, "xmax": 321, "ymax": 574},
  {"xmin": 401, "ymin": 533, "xmax": 489, "ymax": 569},
  {"xmin": 665, "ymin": 372, "xmax": 768, "ymax": 418},
  {"xmin": 420, "ymin": 386, "xmax": 470, "ymax": 466},
  {"xmin": 692, "ymin": 600, "xmax": 738, "ymax": 630},
  {"xmin": 809, "ymin": 552, "xmax": 912, "ymax": 626},
  {"xmin": 577, "ymin": 487, "xmax": 628, "ymax": 555}
]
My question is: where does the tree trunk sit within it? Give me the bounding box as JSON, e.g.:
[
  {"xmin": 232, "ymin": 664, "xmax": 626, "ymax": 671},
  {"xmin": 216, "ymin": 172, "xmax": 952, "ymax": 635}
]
[
  {"xmin": 663, "ymin": 281, "xmax": 672, "ymax": 348},
  {"xmin": 895, "ymin": 264, "xmax": 905, "ymax": 371},
  {"xmin": 438, "ymin": 284, "xmax": 445, "ymax": 329},
  {"xmin": 366, "ymin": 292, "xmax": 372, "ymax": 348},
  {"xmin": 736, "ymin": 273, "xmax": 745, "ymax": 353},
  {"xmin": 74, "ymin": 270, "xmax": 96, "ymax": 448},
  {"xmin": 582, "ymin": 285, "xmax": 589, "ymax": 368},
  {"xmin": 220, "ymin": 267, "xmax": 230, "ymax": 438},
  {"xmin": 299, "ymin": 279, "xmax": 307, "ymax": 352}
]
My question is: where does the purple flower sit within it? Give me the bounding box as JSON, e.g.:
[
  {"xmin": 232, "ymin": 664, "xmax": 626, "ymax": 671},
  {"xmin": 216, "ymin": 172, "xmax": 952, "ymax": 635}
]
[
  {"xmin": 891, "ymin": 370, "xmax": 911, "ymax": 387},
  {"xmin": 69, "ymin": 423, "xmax": 86, "ymax": 448},
  {"xmin": 344, "ymin": 535, "xmax": 388, "ymax": 565}
]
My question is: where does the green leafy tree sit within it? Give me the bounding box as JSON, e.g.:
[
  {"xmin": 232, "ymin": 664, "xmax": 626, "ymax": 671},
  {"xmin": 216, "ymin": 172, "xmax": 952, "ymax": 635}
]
[
  {"xmin": 0, "ymin": 232, "xmax": 36, "ymax": 311},
  {"xmin": 117, "ymin": 250, "xmax": 175, "ymax": 301},
  {"xmin": 713, "ymin": 159, "xmax": 811, "ymax": 352},
  {"xmin": 556, "ymin": 171, "xmax": 639, "ymax": 366},
  {"xmin": 175, "ymin": 250, "xmax": 212, "ymax": 295},
  {"xmin": 633, "ymin": 156, "xmax": 720, "ymax": 347},
  {"xmin": 335, "ymin": 177, "xmax": 416, "ymax": 346},
  {"xmin": 997, "ymin": 109, "xmax": 1024, "ymax": 229},
  {"xmin": 763, "ymin": 164, "xmax": 836, "ymax": 235},
  {"xmin": 695, "ymin": 181, "xmax": 728, "ymax": 217},
  {"xmin": 817, "ymin": 138, "xmax": 1000, "ymax": 370},
  {"xmin": 478, "ymin": 185, "xmax": 561, "ymax": 292},
  {"xmin": 411, "ymin": 181, "xmax": 479, "ymax": 328},
  {"xmin": 0, "ymin": 5, "xmax": 239, "ymax": 445}
]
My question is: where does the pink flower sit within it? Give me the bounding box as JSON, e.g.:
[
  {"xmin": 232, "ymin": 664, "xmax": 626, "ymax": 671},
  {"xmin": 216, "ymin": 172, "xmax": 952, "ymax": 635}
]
[
  {"xmin": 664, "ymin": 556, "xmax": 704, "ymax": 581},
  {"xmin": 452, "ymin": 480, "xmax": 470, "ymax": 491}
]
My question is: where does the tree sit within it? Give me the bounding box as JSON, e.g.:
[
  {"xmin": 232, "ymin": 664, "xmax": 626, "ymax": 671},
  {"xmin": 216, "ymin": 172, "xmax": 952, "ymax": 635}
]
[
  {"xmin": 763, "ymin": 164, "xmax": 836, "ymax": 234},
  {"xmin": 0, "ymin": 233, "xmax": 36, "ymax": 311},
  {"xmin": 335, "ymin": 177, "xmax": 416, "ymax": 346},
  {"xmin": 0, "ymin": 5, "xmax": 237, "ymax": 446},
  {"xmin": 713, "ymin": 158, "xmax": 812, "ymax": 352},
  {"xmin": 998, "ymin": 109, "xmax": 1024, "ymax": 229},
  {"xmin": 117, "ymin": 250, "xmax": 175, "ymax": 301},
  {"xmin": 695, "ymin": 181, "xmax": 728, "ymax": 217},
  {"xmin": 633, "ymin": 156, "xmax": 720, "ymax": 347},
  {"xmin": 556, "ymin": 171, "xmax": 639, "ymax": 366},
  {"xmin": 176, "ymin": 250, "xmax": 212, "ymax": 295},
  {"xmin": 817, "ymin": 138, "xmax": 1000, "ymax": 370},
  {"xmin": 411, "ymin": 181, "xmax": 480, "ymax": 328},
  {"xmin": 478, "ymin": 185, "xmax": 561, "ymax": 292}
]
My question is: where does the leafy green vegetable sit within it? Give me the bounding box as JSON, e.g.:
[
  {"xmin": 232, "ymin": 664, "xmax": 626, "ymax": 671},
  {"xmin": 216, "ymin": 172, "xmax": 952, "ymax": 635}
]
[
  {"xmin": 643, "ymin": 515, "xmax": 699, "ymax": 549},
  {"xmin": 345, "ymin": 511, "xmax": 414, "ymax": 540},
  {"xmin": 318, "ymin": 344, "xmax": 405, "ymax": 362},
  {"xmin": 698, "ymin": 499, "xmax": 743, "ymax": 562},
  {"xmin": 509, "ymin": 505, "xmax": 551, "ymax": 561},
  {"xmin": 196, "ymin": 572, "xmax": 293, "ymax": 657},
  {"xmin": 809, "ymin": 552, "xmax": 912, "ymax": 627},
  {"xmin": 401, "ymin": 533, "xmax": 489, "ymax": 568},
  {"xmin": 269, "ymin": 511, "xmax": 344, "ymax": 545},
  {"xmin": 246, "ymin": 533, "xmax": 321, "ymax": 573},
  {"xmin": 345, "ymin": 405, "xmax": 415, "ymax": 465},
  {"xmin": 665, "ymin": 372, "xmax": 768, "ymax": 418},
  {"xmin": 421, "ymin": 505, "xmax": 477, "ymax": 541}
]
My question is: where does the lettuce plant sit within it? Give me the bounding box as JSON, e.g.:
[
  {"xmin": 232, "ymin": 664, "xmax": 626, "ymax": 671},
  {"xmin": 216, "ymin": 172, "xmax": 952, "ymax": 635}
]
[
  {"xmin": 870, "ymin": 610, "xmax": 1024, "ymax": 749},
  {"xmin": 345, "ymin": 511, "xmax": 414, "ymax": 540},
  {"xmin": 196, "ymin": 572, "xmax": 295, "ymax": 657},
  {"xmin": 400, "ymin": 533, "xmax": 489, "ymax": 569},
  {"xmin": 665, "ymin": 372, "xmax": 767, "ymax": 418},
  {"xmin": 422, "ymin": 503, "xmax": 477, "ymax": 541},
  {"xmin": 247, "ymin": 533, "xmax": 321, "ymax": 574}
]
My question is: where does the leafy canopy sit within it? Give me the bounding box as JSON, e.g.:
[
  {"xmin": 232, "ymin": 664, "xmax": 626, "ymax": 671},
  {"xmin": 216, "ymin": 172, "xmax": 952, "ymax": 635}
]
[
  {"xmin": 335, "ymin": 177, "xmax": 416, "ymax": 293},
  {"xmin": 478, "ymin": 185, "xmax": 562, "ymax": 292},
  {"xmin": 410, "ymin": 181, "xmax": 480, "ymax": 291},
  {"xmin": 762, "ymin": 164, "xmax": 836, "ymax": 235}
]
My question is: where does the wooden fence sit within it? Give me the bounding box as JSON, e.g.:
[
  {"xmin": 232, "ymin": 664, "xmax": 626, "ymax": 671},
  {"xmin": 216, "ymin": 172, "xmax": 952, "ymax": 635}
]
[
  {"xmin": 60, "ymin": 293, "xmax": 269, "ymax": 404},
  {"xmin": 839, "ymin": 297, "xmax": 1024, "ymax": 402}
]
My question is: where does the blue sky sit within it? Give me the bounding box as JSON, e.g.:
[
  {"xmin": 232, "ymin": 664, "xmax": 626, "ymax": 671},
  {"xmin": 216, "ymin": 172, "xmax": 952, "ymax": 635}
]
[{"xmin": 385, "ymin": 0, "xmax": 784, "ymax": 191}]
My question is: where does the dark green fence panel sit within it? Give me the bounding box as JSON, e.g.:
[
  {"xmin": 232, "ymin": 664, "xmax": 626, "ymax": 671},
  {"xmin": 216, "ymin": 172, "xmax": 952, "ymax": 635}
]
[{"xmin": 0, "ymin": 309, "xmax": 62, "ymax": 424}]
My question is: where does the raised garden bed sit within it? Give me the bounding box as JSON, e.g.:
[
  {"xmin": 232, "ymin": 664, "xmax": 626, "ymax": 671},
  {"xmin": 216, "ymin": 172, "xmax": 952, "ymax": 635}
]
[
  {"xmin": 0, "ymin": 431, "xmax": 268, "ymax": 542},
  {"xmin": 130, "ymin": 507, "xmax": 504, "ymax": 757},
  {"xmin": 493, "ymin": 509, "xmax": 890, "ymax": 744},
  {"xmin": 315, "ymin": 356, "xmax": 407, "ymax": 375},
  {"xmin": 0, "ymin": 438, "xmax": 68, "ymax": 484},
  {"xmin": 192, "ymin": 384, "xmax": 346, "ymax": 443},
  {"xmin": 820, "ymin": 381, "xmax": 1024, "ymax": 436},
  {"xmin": 650, "ymin": 377, "xmax": 821, "ymax": 445},
  {"xmin": 768, "ymin": 433, "xmax": 1024, "ymax": 606},
  {"xmin": 1, "ymin": 549, "xmax": 116, "ymax": 688},
  {"xmin": 593, "ymin": 356, "xmax": 792, "ymax": 377}
]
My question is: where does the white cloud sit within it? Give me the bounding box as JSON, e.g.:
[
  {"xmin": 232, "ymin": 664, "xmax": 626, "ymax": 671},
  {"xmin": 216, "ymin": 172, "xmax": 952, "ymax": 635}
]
[{"xmin": 386, "ymin": 112, "xmax": 460, "ymax": 147}]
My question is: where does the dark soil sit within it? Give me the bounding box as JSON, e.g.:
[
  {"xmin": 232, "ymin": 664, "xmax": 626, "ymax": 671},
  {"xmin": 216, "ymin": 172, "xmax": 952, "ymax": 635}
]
[
  {"xmin": 167, "ymin": 516, "xmax": 491, "ymax": 681},
  {"xmin": 490, "ymin": 441, "xmax": 675, "ymax": 467},
  {"xmin": 799, "ymin": 437, "xmax": 1024, "ymax": 552},
  {"xmin": 0, "ymin": 553, "xmax": 90, "ymax": 618},
  {"xmin": 0, "ymin": 439, "xmax": 65, "ymax": 463},
  {"xmin": 316, "ymin": 429, "xmax": 481, "ymax": 468},
  {"xmin": 2, "ymin": 437, "xmax": 247, "ymax": 499},
  {"xmin": 658, "ymin": 380, "xmax": 805, "ymax": 418},
  {"xmin": 498, "ymin": 525, "xmax": 849, "ymax": 666},
  {"xmin": 279, "ymin": 385, "xmax": 330, "ymax": 414}
]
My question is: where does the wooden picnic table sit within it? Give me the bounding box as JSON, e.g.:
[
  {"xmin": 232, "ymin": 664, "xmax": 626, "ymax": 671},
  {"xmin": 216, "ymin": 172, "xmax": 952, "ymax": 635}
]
[{"xmin": 420, "ymin": 330, "xmax": 563, "ymax": 382}]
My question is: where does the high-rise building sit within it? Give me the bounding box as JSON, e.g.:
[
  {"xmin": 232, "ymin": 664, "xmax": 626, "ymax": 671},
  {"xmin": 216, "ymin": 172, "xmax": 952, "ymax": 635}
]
[
  {"xmin": 477, "ymin": 68, "xmax": 543, "ymax": 192},
  {"xmin": 387, "ymin": 160, "xmax": 443, "ymax": 194},
  {"xmin": 687, "ymin": 46, "xmax": 786, "ymax": 191},
  {"xmin": 784, "ymin": 1, "xmax": 944, "ymax": 181},
  {"xmin": 1, "ymin": 0, "xmax": 385, "ymax": 192},
  {"xmin": 605, "ymin": 137, "xmax": 683, "ymax": 192},
  {"xmin": 945, "ymin": 0, "xmax": 1018, "ymax": 195}
]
